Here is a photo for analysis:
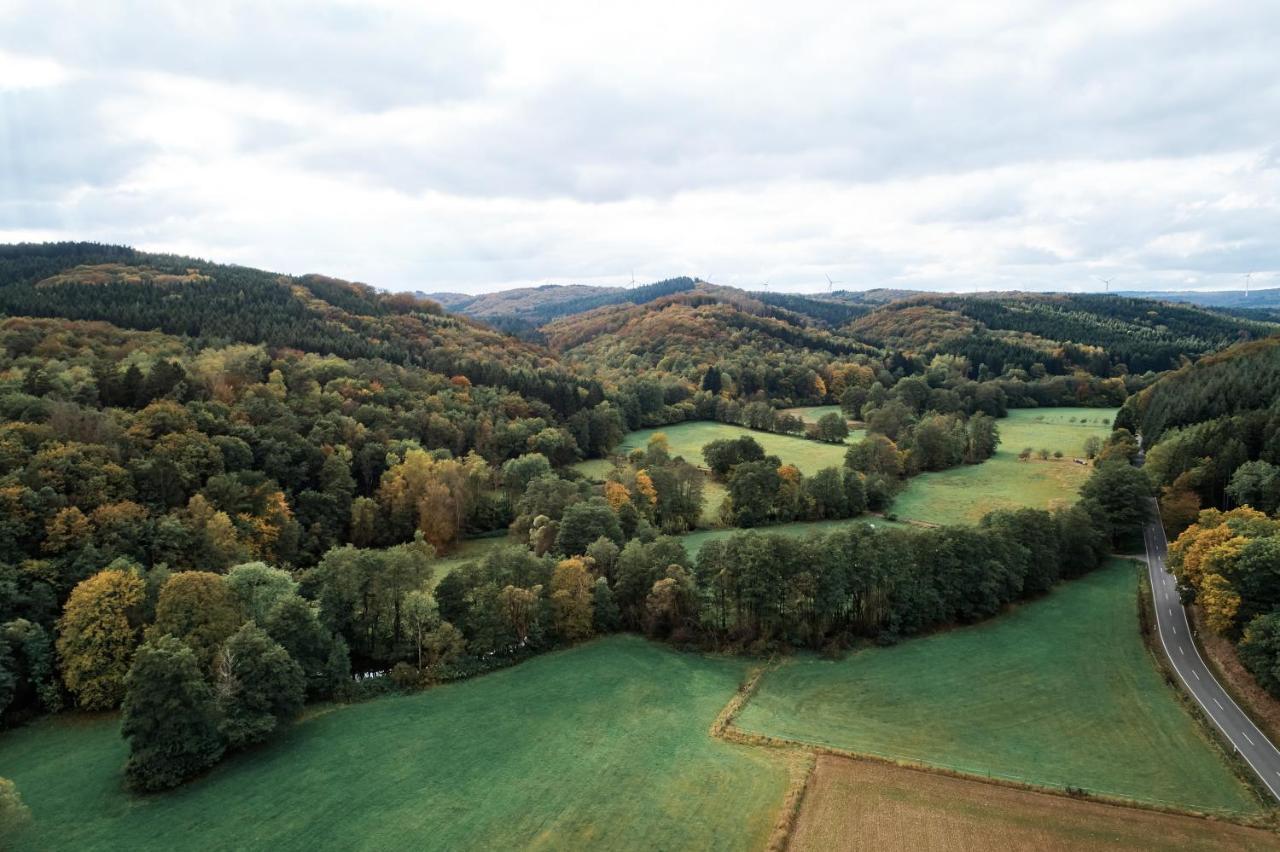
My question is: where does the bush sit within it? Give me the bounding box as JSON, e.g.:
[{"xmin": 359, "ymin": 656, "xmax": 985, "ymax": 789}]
[
  {"xmin": 0, "ymin": 777, "xmax": 31, "ymax": 835},
  {"xmin": 390, "ymin": 662, "xmax": 420, "ymax": 691}
]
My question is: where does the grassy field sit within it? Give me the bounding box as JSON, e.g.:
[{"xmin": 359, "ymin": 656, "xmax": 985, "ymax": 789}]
[
  {"xmin": 428, "ymin": 534, "xmax": 511, "ymax": 590},
  {"xmin": 570, "ymin": 457, "xmax": 617, "ymax": 482},
  {"xmin": 790, "ymin": 756, "xmax": 1280, "ymax": 851},
  {"xmin": 0, "ymin": 637, "xmax": 789, "ymax": 851},
  {"xmin": 777, "ymin": 405, "xmax": 854, "ymax": 426},
  {"xmin": 619, "ymin": 422, "xmax": 863, "ymax": 475},
  {"xmin": 736, "ymin": 560, "xmax": 1263, "ymax": 815},
  {"xmin": 676, "ymin": 516, "xmax": 903, "ymax": 558},
  {"xmin": 891, "ymin": 407, "xmax": 1115, "ymax": 525}
]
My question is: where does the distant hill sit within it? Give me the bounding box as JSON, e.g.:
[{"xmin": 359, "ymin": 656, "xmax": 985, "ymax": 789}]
[
  {"xmin": 419, "ymin": 283, "xmax": 616, "ymax": 318},
  {"xmin": 420, "ymin": 278, "xmax": 698, "ymax": 339},
  {"xmin": 1118, "ymin": 287, "xmax": 1280, "ymax": 313},
  {"xmin": 847, "ymin": 292, "xmax": 1277, "ymax": 375}
]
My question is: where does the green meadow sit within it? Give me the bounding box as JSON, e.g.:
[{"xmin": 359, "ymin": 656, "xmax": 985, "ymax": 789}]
[
  {"xmin": 619, "ymin": 422, "xmax": 864, "ymax": 475},
  {"xmin": 735, "ymin": 560, "xmax": 1261, "ymax": 815},
  {"xmin": 890, "ymin": 407, "xmax": 1115, "ymax": 525},
  {"xmin": 0, "ymin": 637, "xmax": 788, "ymax": 851},
  {"xmin": 776, "ymin": 405, "xmax": 853, "ymax": 426}
]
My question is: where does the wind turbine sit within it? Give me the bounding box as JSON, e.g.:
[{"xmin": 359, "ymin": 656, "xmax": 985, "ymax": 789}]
[
  {"xmin": 760, "ymin": 279, "xmax": 771, "ymax": 293},
  {"xmin": 1095, "ymin": 276, "xmax": 1114, "ymax": 294},
  {"xmin": 1244, "ymin": 272, "xmax": 1252, "ymax": 299},
  {"xmin": 825, "ymin": 274, "xmax": 837, "ymax": 293},
  {"xmin": 630, "ymin": 269, "xmax": 636, "ymax": 289}
]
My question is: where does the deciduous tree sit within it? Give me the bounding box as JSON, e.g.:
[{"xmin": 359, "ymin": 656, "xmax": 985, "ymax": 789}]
[{"xmin": 56, "ymin": 568, "xmax": 145, "ymax": 709}]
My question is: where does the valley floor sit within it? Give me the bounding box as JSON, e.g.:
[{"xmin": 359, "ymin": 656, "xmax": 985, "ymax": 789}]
[{"xmin": 3, "ymin": 561, "xmax": 1270, "ymax": 849}]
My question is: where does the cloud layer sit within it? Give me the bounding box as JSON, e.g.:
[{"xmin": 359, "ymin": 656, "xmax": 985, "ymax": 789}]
[{"xmin": 1, "ymin": 0, "xmax": 1277, "ymax": 293}]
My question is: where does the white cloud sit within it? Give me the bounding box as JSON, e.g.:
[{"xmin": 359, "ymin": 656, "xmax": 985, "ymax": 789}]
[
  {"xmin": 1, "ymin": 0, "xmax": 1277, "ymax": 293},
  {"xmin": 0, "ymin": 49, "xmax": 72, "ymax": 91}
]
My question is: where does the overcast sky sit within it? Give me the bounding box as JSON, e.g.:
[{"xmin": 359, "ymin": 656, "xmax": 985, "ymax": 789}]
[{"xmin": 1, "ymin": 1, "xmax": 1277, "ymax": 294}]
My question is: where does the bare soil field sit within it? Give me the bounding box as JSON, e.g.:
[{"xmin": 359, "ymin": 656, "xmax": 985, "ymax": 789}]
[{"xmin": 788, "ymin": 755, "xmax": 1280, "ymax": 852}]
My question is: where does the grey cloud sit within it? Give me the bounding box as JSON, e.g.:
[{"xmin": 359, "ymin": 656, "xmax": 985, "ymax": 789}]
[
  {"xmin": 0, "ymin": 81, "xmax": 154, "ymax": 203},
  {"xmin": 1, "ymin": 1, "xmax": 494, "ymax": 110},
  {"xmin": 2, "ymin": 1, "xmax": 1279, "ymax": 293}
]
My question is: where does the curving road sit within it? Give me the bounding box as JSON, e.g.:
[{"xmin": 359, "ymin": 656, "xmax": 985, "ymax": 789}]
[{"xmin": 1142, "ymin": 497, "xmax": 1280, "ymax": 802}]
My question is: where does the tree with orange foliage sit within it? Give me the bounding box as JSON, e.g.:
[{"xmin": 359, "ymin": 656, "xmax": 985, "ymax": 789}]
[{"xmin": 603, "ymin": 480, "xmax": 632, "ymax": 511}]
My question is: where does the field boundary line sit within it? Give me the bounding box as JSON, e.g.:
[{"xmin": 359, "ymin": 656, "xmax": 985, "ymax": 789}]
[
  {"xmin": 765, "ymin": 751, "xmax": 815, "ymax": 852},
  {"xmin": 709, "ymin": 659, "xmax": 773, "ymax": 738},
  {"xmin": 710, "ymin": 660, "xmax": 821, "ymax": 851},
  {"xmin": 720, "ymin": 723, "xmax": 1277, "ymax": 829}
]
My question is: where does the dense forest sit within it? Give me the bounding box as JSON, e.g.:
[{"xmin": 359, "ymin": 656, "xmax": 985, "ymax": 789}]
[
  {"xmin": 0, "ymin": 241, "xmax": 1258, "ymax": 798},
  {"xmin": 1122, "ymin": 336, "xmax": 1280, "ymax": 526},
  {"xmin": 849, "ymin": 292, "xmax": 1275, "ymax": 375},
  {"xmin": 0, "ymin": 244, "xmax": 600, "ymax": 418}
]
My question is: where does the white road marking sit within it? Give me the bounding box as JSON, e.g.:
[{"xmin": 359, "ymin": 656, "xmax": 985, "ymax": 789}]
[
  {"xmin": 1145, "ymin": 510, "xmax": 1280, "ymax": 801},
  {"xmin": 1172, "ymin": 625, "xmax": 1177, "ymax": 635},
  {"xmin": 1245, "ymin": 732, "xmax": 1256, "ymax": 746}
]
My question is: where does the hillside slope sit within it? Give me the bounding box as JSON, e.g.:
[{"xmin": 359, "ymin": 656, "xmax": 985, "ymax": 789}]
[
  {"xmin": 850, "ymin": 292, "xmax": 1275, "ymax": 375},
  {"xmin": 0, "ymin": 242, "xmax": 599, "ymax": 415}
]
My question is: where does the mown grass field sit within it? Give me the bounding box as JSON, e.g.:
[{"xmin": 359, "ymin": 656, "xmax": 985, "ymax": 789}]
[
  {"xmin": 619, "ymin": 422, "xmax": 864, "ymax": 475},
  {"xmin": 790, "ymin": 756, "xmax": 1280, "ymax": 852},
  {"xmin": 736, "ymin": 560, "xmax": 1264, "ymax": 815},
  {"xmin": 0, "ymin": 637, "xmax": 789, "ymax": 851},
  {"xmin": 891, "ymin": 407, "xmax": 1115, "ymax": 525}
]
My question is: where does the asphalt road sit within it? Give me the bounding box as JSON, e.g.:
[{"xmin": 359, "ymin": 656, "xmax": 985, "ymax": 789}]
[{"xmin": 1142, "ymin": 497, "xmax": 1280, "ymax": 802}]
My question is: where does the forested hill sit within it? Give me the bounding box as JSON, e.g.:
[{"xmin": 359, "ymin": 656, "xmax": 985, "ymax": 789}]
[
  {"xmin": 0, "ymin": 242, "xmax": 599, "ymax": 416},
  {"xmin": 849, "ymin": 292, "xmax": 1276, "ymax": 375},
  {"xmin": 1118, "ymin": 334, "xmax": 1280, "ymax": 445},
  {"xmin": 1119, "ymin": 334, "xmax": 1280, "ymax": 526}
]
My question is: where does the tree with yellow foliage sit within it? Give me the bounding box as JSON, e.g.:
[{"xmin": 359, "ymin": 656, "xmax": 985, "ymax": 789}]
[
  {"xmin": 148, "ymin": 572, "xmax": 245, "ymax": 672},
  {"xmin": 1200, "ymin": 573, "xmax": 1242, "ymax": 634},
  {"xmin": 56, "ymin": 568, "xmax": 146, "ymax": 709},
  {"xmin": 1169, "ymin": 507, "xmax": 1280, "ymax": 636},
  {"xmin": 550, "ymin": 558, "xmax": 595, "ymax": 641},
  {"xmin": 633, "ymin": 470, "xmax": 658, "ymax": 511},
  {"xmin": 377, "ymin": 448, "xmax": 490, "ymax": 552}
]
